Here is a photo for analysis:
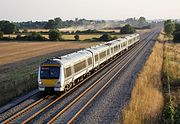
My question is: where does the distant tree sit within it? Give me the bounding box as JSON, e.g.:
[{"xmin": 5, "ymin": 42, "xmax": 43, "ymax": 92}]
[
  {"xmin": 44, "ymin": 20, "xmax": 57, "ymax": 29},
  {"xmin": 120, "ymin": 24, "xmax": 135, "ymax": 34},
  {"xmin": 54, "ymin": 17, "xmax": 63, "ymax": 28},
  {"xmin": 13, "ymin": 18, "xmax": 106, "ymax": 30},
  {"xmin": 22, "ymin": 29, "xmax": 28, "ymax": 33},
  {"xmin": 49, "ymin": 29, "xmax": 62, "ymax": 41},
  {"xmin": 27, "ymin": 32, "xmax": 46, "ymax": 41},
  {"xmin": 164, "ymin": 20, "xmax": 172, "ymax": 26},
  {"xmin": 138, "ymin": 17, "xmax": 146, "ymax": 23},
  {"xmin": 173, "ymin": 31, "xmax": 180, "ymax": 43},
  {"xmin": 125, "ymin": 18, "xmax": 137, "ymax": 25},
  {"xmin": 74, "ymin": 34, "xmax": 80, "ymax": 41},
  {"xmin": 0, "ymin": 21, "xmax": 16, "ymax": 34},
  {"xmin": 137, "ymin": 16, "xmax": 147, "ymax": 27},
  {"xmin": 175, "ymin": 23, "xmax": 180, "ymax": 32},
  {"xmin": 0, "ymin": 31, "xmax": 3, "ymax": 39},
  {"xmin": 164, "ymin": 21, "xmax": 175, "ymax": 35},
  {"xmin": 16, "ymin": 34, "xmax": 21, "ymax": 40},
  {"xmin": 99, "ymin": 33, "xmax": 113, "ymax": 41},
  {"xmin": 15, "ymin": 29, "xmax": 20, "ymax": 34}
]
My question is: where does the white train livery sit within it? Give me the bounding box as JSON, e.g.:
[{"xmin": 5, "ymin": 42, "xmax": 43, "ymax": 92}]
[{"xmin": 38, "ymin": 33, "xmax": 140, "ymax": 92}]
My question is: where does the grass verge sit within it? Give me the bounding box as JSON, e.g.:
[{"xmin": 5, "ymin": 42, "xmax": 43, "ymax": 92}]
[
  {"xmin": 162, "ymin": 42, "xmax": 180, "ymax": 123},
  {"xmin": 122, "ymin": 35, "xmax": 164, "ymax": 123}
]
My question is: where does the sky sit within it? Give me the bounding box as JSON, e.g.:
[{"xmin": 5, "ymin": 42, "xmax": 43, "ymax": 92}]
[{"xmin": 0, "ymin": 0, "xmax": 180, "ymax": 22}]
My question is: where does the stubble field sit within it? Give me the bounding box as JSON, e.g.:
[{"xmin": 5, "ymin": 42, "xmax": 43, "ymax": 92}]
[{"xmin": 0, "ymin": 41, "xmax": 98, "ymax": 65}]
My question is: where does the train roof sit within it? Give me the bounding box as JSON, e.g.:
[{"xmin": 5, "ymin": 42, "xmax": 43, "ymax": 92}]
[
  {"xmin": 41, "ymin": 33, "xmax": 140, "ymax": 67},
  {"xmin": 105, "ymin": 38, "xmax": 127, "ymax": 46},
  {"xmin": 58, "ymin": 49, "xmax": 92, "ymax": 67},
  {"xmin": 86, "ymin": 44, "xmax": 109, "ymax": 54}
]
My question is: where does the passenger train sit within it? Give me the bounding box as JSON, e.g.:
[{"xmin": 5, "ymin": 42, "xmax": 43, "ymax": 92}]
[{"xmin": 38, "ymin": 33, "xmax": 140, "ymax": 92}]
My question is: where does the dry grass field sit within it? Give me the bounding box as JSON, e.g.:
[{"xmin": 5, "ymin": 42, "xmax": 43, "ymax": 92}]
[
  {"xmin": 98, "ymin": 29, "xmax": 120, "ymax": 32},
  {"xmin": 62, "ymin": 34, "xmax": 102, "ymax": 40},
  {"xmin": 19, "ymin": 29, "xmax": 49, "ymax": 32},
  {"xmin": 136, "ymin": 29, "xmax": 151, "ymax": 35},
  {"xmin": 122, "ymin": 31, "xmax": 180, "ymax": 123},
  {"xmin": 164, "ymin": 43, "xmax": 180, "ymax": 85},
  {"xmin": 62, "ymin": 34, "xmax": 122, "ymax": 40},
  {"xmin": 123, "ymin": 34, "xmax": 164, "ymax": 123},
  {"xmin": 0, "ymin": 41, "xmax": 98, "ymax": 65},
  {"xmin": 163, "ymin": 42, "xmax": 180, "ymax": 123}
]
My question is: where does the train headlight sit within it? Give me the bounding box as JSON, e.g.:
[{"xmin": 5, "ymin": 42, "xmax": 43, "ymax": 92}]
[{"xmin": 38, "ymin": 81, "xmax": 42, "ymax": 85}]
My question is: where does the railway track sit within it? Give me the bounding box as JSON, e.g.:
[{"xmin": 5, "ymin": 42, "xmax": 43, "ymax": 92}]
[
  {"xmin": 66, "ymin": 31, "xmax": 159, "ymax": 124},
  {"xmin": 0, "ymin": 91, "xmax": 47, "ymax": 123},
  {"xmin": 46, "ymin": 31, "xmax": 159, "ymax": 124},
  {"xmin": 0, "ymin": 30, "xmax": 158, "ymax": 124}
]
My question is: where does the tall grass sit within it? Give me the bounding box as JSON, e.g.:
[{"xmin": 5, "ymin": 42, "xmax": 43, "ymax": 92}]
[
  {"xmin": 162, "ymin": 42, "xmax": 180, "ymax": 123},
  {"xmin": 123, "ymin": 41, "xmax": 164, "ymax": 123}
]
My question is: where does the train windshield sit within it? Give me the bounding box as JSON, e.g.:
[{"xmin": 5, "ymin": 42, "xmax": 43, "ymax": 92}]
[{"xmin": 40, "ymin": 66, "xmax": 60, "ymax": 79}]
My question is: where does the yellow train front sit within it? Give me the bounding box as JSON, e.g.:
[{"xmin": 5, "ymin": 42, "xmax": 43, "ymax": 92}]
[{"xmin": 38, "ymin": 59, "xmax": 64, "ymax": 92}]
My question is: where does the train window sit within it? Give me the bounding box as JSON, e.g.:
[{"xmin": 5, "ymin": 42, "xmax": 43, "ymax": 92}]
[
  {"xmin": 107, "ymin": 49, "xmax": 110, "ymax": 55},
  {"xmin": 40, "ymin": 66, "xmax": 60, "ymax": 79},
  {"xmin": 125, "ymin": 42, "xmax": 127, "ymax": 46},
  {"xmin": 95, "ymin": 55, "xmax": 98, "ymax": 62},
  {"xmin": 88, "ymin": 57, "xmax": 92, "ymax": 65},
  {"xmin": 65, "ymin": 67, "xmax": 72, "ymax": 78},
  {"xmin": 122, "ymin": 42, "xmax": 126, "ymax": 47},
  {"xmin": 74, "ymin": 60, "xmax": 86, "ymax": 73},
  {"xmin": 114, "ymin": 46, "xmax": 118, "ymax": 52},
  {"xmin": 111, "ymin": 48, "xmax": 113, "ymax": 53},
  {"xmin": 99, "ymin": 51, "xmax": 106, "ymax": 59},
  {"xmin": 129, "ymin": 39, "xmax": 132, "ymax": 44}
]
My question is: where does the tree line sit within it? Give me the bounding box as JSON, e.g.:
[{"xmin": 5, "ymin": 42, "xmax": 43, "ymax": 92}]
[
  {"xmin": 164, "ymin": 20, "xmax": 180, "ymax": 43},
  {"xmin": 0, "ymin": 21, "xmax": 17, "ymax": 34},
  {"xmin": 0, "ymin": 20, "xmax": 136, "ymax": 41},
  {"xmin": 125, "ymin": 16, "xmax": 149, "ymax": 28},
  {"xmin": 15, "ymin": 18, "xmax": 105, "ymax": 29}
]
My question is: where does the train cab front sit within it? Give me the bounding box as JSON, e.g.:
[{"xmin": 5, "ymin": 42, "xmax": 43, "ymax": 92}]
[{"xmin": 38, "ymin": 59, "xmax": 62, "ymax": 92}]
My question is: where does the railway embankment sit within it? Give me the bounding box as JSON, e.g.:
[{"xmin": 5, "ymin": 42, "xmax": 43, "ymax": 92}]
[
  {"xmin": 122, "ymin": 32, "xmax": 164, "ymax": 123},
  {"xmin": 122, "ymin": 32, "xmax": 180, "ymax": 123},
  {"xmin": 162, "ymin": 41, "xmax": 180, "ymax": 123}
]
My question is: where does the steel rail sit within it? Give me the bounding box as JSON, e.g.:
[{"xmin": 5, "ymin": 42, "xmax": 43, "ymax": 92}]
[{"xmin": 47, "ymin": 32, "xmax": 158, "ymax": 124}]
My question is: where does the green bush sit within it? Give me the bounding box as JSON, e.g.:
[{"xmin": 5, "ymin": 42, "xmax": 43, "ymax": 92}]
[
  {"xmin": 164, "ymin": 20, "xmax": 175, "ymax": 36},
  {"xmin": 120, "ymin": 24, "xmax": 135, "ymax": 34},
  {"xmin": 99, "ymin": 33, "xmax": 113, "ymax": 41},
  {"xmin": 163, "ymin": 101, "xmax": 175, "ymax": 123},
  {"xmin": 173, "ymin": 31, "xmax": 180, "ymax": 43},
  {"xmin": 74, "ymin": 34, "xmax": 80, "ymax": 41},
  {"xmin": 174, "ymin": 106, "xmax": 180, "ymax": 123},
  {"xmin": 27, "ymin": 32, "xmax": 47, "ymax": 41},
  {"xmin": 49, "ymin": 29, "xmax": 62, "ymax": 41},
  {"xmin": 0, "ymin": 20, "xmax": 17, "ymax": 34}
]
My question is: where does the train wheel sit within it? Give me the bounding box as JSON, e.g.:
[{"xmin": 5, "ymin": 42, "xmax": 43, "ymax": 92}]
[{"xmin": 65, "ymin": 84, "xmax": 71, "ymax": 91}]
